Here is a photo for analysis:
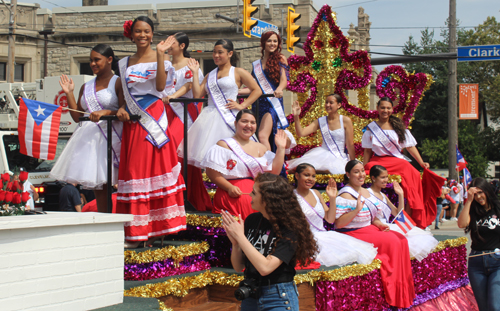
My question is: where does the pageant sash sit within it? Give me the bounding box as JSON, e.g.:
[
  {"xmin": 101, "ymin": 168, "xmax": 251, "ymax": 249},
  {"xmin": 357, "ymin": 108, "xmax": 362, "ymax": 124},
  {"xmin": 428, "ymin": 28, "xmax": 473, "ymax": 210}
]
[
  {"xmin": 223, "ymin": 138, "xmax": 264, "ymax": 178},
  {"xmin": 367, "ymin": 121, "xmax": 403, "ymax": 158},
  {"xmin": 367, "ymin": 188, "xmax": 392, "ymax": 222},
  {"xmin": 318, "ymin": 116, "xmax": 347, "ymax": 159},
  {"xmin": 83, "ymin": 79, "xmax": 121, "ymax": 166},
  {"xmin": 170, "ymin": 101, "xmax": 194, "ymax": 128},
  {"xmin": 119, "ymin": 57, "xmax": 170, "ymax": 148},
  {"xmin": 295, "ymin": 190, "xmax": 326, "ymax": 232},
  {"xmin": 252, "ymin": 60, "xmax": 288, "ymax": 129},
  {"xmin": 338, "ymin": 186, "xmax": 378, "ymax": 222},
  {"xmin": 207, "ymin": 68, "xmax": 238, "ymax": 133}
]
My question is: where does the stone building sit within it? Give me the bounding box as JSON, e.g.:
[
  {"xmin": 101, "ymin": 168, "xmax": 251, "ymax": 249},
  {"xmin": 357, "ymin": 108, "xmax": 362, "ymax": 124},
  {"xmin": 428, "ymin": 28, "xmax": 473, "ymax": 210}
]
[{"xmin": 0, "ymin": 0, "xmax": 373, "ymax": 110}]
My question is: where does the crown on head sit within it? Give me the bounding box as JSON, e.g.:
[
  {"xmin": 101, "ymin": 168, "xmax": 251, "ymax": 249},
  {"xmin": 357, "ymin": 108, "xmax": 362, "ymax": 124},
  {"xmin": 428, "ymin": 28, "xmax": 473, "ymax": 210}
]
[{"xmin": 262, "ymin": 27, "xmax": 280, "ymax": 35}]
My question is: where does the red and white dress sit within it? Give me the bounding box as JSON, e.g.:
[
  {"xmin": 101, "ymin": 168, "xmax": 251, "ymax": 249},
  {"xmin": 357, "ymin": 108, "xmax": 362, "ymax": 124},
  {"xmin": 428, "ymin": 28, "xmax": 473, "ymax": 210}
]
[
  {"xmin": 362, "ymin": 121, "xmax": 443, "ymax": 229},
  {"xmin": 336, "ymin": 191, "xmax": 415, "ymax": 308},
  {"xmin": 164, "ymin": 66, "xmax": 212, "ymax": 212},
  {"xmin": 200, "ymin": 139, "xmax": 275, "ymax": 220},
  {"xmin": 116, "ymin": 58, "xmax": 186, "ymax": 242}
]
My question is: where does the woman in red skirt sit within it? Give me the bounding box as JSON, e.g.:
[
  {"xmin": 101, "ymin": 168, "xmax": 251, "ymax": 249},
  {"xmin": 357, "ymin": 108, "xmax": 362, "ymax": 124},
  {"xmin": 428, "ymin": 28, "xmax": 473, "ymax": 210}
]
[
  {"xmin": 362, "ymin": 97, "xmax": 440, "ymax": 229},
  {"xmin": 116, "ymin": 16, "xmax": 186, "ymax": 248},
  {"xmin": 201, "ymin": 109, "xmax": 286, "ymax": 220},
  {"xmin": 335, "ymin": 160, "xmax": 415, "ymax": 308}
]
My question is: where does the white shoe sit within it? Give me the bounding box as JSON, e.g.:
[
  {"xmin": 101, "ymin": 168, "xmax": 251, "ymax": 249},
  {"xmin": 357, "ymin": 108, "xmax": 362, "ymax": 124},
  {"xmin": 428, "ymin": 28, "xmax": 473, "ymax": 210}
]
[
  {"xmin": 441, "ymin": 218, "xmax": 449, "ymax": 222},
  {"xmin": 451, "ymin": 217, "xmax": 458, "ymax": 221},
  {"xmin": 425, "ymin": 226, "xmax": 431, "ymax": 232}
]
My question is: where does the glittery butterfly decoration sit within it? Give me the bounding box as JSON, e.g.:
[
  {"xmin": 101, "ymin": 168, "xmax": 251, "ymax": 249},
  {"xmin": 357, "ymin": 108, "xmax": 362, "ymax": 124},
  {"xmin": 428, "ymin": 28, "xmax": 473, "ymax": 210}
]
[{"xmin": 286, "ymin": 4, "xmax": 433, "ymax": 158}]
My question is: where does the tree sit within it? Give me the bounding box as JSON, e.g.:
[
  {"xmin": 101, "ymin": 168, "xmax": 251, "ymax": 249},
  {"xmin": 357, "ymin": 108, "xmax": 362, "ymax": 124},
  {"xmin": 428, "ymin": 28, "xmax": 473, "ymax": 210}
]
[{"xmin": 402, "ymin": 17, "xmax": 500, "ymax": 177}]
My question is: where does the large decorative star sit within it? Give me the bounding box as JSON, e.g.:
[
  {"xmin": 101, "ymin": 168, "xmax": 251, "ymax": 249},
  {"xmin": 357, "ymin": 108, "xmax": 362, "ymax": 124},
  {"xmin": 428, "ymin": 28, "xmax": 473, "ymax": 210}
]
[
  {"xmin": 286, "ymin": 5, "xmax": 433, "ymax": 158},
  {"xmin": 34, "ymin": 105, "xmax": 46, "ymax": 117}
]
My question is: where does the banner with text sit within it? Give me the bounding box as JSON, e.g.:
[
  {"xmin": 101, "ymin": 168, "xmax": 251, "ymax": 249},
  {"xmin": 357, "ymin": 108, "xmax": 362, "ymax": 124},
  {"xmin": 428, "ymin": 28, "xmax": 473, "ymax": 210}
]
[{"xmin": 459, "ymin": 84, "xmax": 479, "ymax": 120}]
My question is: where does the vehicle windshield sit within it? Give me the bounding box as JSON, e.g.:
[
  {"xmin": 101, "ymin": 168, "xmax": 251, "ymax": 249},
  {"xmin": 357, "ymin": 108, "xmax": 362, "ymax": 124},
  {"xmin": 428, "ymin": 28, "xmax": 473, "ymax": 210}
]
[{"xmin": 3, "ymin": 135, "xmax": 70, "ymax": 172}]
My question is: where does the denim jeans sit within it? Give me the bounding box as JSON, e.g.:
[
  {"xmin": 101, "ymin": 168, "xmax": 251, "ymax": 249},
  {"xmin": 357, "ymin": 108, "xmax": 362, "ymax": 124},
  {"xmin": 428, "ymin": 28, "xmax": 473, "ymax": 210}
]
[
  {"xmin": 435, "ymin": 204, "xmax": 443, "ymax": 228},
  {"xmin": 240, "ymin": 281, "xmax": 299, "ymax": 311},
  {"xmin": 468, "ymin": 250, "xmax": 500, "ymax": 311}
]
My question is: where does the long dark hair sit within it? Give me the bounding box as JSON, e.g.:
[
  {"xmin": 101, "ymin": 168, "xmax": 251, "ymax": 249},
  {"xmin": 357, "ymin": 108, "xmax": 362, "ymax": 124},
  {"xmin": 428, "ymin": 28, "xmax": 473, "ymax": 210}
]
[
  {"xmin": 131, "ymin": 16, "xmax": 154, "ymax": 33},
  {"xmin": 377, "ymin": 97, "xmax": 406, "ymax": 143},
  {"xmin": 214, "ymin": 39, "xmax": 239, "ymax": 66},
  {"xmin": 369, "ymin": 165, "xmax": 387, "ymax": 180},
  {"xmin": 255, "ymin": 173, "xmax": 318, "ymax": 267},
  {"xmin": 174, "ymin": 32, "xmax": 190, "ymax": 58},
  {"xmin": 92, "ymin": 44, "xmax": 119, "ymax": 76},
  {"xmin": 344, "ymin": 159, "xmax": 364, "ymax": 183},
  {"xmin": 465, "ymin": 178, "xmax": 500, "ymax": 242},
  {"xmin": 294, "ymin": 163, "xmax": 316, "ymax": 186},
  {"xmin": 260, "ymin": 31, "xmax": 283, "ymax": 84}
]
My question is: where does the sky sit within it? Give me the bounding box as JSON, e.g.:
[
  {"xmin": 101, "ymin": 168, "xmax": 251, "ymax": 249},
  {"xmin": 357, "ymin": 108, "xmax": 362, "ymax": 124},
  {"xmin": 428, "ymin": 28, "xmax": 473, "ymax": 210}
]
[{"xmin": 23, "ymin": 0, "xmax": 500, "ymax": 61}]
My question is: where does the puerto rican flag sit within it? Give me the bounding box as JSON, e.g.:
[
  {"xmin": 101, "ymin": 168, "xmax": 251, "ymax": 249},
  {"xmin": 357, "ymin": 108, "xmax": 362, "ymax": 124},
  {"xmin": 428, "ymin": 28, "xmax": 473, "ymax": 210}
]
[
  {"xmin": 393, "ymin": 210, "xmax": 416, "ymax": 234},
  {"xmin": 463, "ymin": 168, "xmax": 472, "ymax": 187},
  {"xmin": 456, "ymin": 146, "xmax": 468, "ymax": 171},
  {"xmin": 18, "ymin": 98, "xmax": 61, "ymax": 160}
]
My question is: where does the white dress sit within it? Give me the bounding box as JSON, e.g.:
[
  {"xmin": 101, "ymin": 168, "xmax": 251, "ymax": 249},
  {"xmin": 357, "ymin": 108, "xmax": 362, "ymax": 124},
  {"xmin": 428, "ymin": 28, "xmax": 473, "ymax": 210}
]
[
  {"xmin": 295, "ymin": 189, "xmax": 377, "ymax": 266},
  {"xmin": 367, "ymin": 188, "xmax": 438, "ymax": 261},
  {"xmin": 287, "ymin": 116, "xmax": 348, "ymax": 174},
  {"xmin": 178, "ymin": 67, "xmax": 253, "ymax": 168},
  {"xmin": 50, "ymin": 76, "xmax": 122, "ymax": 189},
  {"xmin": 361, "ymin": 124, "xmax": 417, "ymax": 159},
  {"xmin": 166, "ymin": 66, "xmax": 204, "ymax": 129}
]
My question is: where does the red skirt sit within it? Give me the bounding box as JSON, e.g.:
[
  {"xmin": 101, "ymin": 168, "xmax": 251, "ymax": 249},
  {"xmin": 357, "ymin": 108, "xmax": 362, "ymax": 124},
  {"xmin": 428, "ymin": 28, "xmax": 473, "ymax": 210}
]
[
  {"xmin": 212, "ymin": 179, "xmax": 255, "ymax": 220},
  {"xmin": 165, "ymin": 104, "xmax": 212, "ymax": 212},
  {"xmin": 365, "ymin": 156, "xmax": 426, "ymax": 228},
  {"xmin": 116, "ymin": 99, "xmax": 186, "ymax": 241},
  {"xmin": 344, "ymin": 225, "xmax": 415, "ymax": 308}
]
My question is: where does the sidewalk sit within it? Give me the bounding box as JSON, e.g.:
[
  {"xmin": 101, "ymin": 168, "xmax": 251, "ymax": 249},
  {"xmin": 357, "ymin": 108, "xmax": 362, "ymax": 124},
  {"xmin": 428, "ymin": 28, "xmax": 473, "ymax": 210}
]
[{"xmin": 431, "ymin": 218, "xmax": 471, "ymax": 254}]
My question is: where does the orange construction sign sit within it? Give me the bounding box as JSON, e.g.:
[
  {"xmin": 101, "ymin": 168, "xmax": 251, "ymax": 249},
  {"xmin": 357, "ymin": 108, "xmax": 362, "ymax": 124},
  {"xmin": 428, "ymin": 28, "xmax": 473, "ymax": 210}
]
[{"xmin": 459, "ymin": 84, "xmax": 479, "ymax": 119}]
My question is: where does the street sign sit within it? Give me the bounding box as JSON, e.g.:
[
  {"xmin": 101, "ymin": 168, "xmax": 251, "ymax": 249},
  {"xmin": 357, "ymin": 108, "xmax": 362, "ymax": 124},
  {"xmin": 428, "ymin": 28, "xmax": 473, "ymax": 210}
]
[
  {"xmin": 250, "ymin": 18, "xmax": 278, "ymax": 38},
  {"xmin": 457, "ymin": 45, "xmax": 500, "ymax": 62}
]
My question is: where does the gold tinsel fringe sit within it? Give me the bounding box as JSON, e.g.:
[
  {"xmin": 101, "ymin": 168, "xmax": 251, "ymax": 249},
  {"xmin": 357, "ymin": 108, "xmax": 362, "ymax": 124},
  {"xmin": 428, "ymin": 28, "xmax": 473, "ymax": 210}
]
[
  {"xmin": 124, "ymin": 241, "xmax": 210, "ymax": 265},
  {"xmin": 125, "ymin": 237, "xmax": 467, "ymax": 300},
  {"xmin": 287, "ymin": 173, "xmax": 402, "ymax": 184},
  {"xmin": 186, "ymin": 213, "xmax": 223, "ymax": 228}
]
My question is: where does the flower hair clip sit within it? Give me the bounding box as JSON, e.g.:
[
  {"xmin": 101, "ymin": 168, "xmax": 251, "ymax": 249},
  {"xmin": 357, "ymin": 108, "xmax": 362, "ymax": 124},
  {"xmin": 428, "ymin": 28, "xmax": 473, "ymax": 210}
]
[{"xmin": 123, "ymin": 20, "xmax": 133, "ymax": 39}]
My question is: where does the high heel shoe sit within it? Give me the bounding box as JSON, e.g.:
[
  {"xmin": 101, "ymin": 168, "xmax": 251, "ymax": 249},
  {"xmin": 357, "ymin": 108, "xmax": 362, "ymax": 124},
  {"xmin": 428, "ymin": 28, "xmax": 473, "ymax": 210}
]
[
  {"xmin": 145, "ymin": 235, "xmax": 165, "ymax": 248},
  {"xmin": 124, "ymin": 240, "xmax": 146, "ymax": 249}
]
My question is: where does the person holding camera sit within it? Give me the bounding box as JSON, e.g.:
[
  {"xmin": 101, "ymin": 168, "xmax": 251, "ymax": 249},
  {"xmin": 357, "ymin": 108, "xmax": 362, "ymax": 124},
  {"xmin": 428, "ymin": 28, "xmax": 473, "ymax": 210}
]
[{"xmin": 222, "ymin": 173, "xmax": 318, "ymax": 310}]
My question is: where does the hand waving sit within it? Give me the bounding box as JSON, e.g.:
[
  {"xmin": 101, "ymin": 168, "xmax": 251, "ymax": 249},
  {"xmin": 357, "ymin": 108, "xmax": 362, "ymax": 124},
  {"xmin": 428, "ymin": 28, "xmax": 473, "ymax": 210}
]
[
  {"xmin": 326, "ymin": 178, "xmax": 337, "ymax": 198},
  {"xmin": 292, "ymin": 100, "xmax": 301, "ymax": 116},
  {"xmin": 274, "ymin": 129, "xmax": 287, "ymax": 150},
  {"xmin": 393, "ymin": 181, "xmax": 404, "ymax": 196},
  {"xmin": 59, "ymin": 75, "xmax": 75, "ymax": 94},
  {"xmin": 157, "ymin": 36, "xmax": 175, "ymax": 54},
  {"xmin": 187, "ymin": 58, "xmax": 200, "ymax": 72}
]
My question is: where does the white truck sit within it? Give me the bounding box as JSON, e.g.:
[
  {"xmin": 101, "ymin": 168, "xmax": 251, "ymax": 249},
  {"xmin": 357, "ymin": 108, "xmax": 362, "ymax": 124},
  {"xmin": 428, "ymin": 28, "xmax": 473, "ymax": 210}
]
[{"xmin": 0, "ymin": 75, "xmax": 93, "ymax": 210}]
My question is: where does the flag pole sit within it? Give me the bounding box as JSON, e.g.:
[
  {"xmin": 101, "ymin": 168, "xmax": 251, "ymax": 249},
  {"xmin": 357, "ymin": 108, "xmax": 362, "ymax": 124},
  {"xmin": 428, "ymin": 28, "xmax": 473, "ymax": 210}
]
[
  {"xmin": 390, "ymin": 207, "xmax": 404, "ymax": 224},
  {"xmin": 61, "ymin": 107, "xmax": 88, "ymax": 114}
]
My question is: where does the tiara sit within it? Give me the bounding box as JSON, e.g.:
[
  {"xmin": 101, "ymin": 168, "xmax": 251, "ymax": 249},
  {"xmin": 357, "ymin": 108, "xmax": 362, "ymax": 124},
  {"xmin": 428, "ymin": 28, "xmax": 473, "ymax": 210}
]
[{"xmin": 262, "ymin": 27, "xmax": 280, "ymax": 35}]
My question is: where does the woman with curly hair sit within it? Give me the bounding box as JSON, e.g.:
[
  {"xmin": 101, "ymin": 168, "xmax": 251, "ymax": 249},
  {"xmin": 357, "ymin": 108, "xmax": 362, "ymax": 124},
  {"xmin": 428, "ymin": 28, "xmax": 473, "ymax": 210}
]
[
  {"xmin": 458, "ymin": 178, "xmax": 500, "ymax": 311},
  {"xmin": 240, "ymin": 30, "xmax": 289, "ymax": 152},
  {"xmin": 222, "ymin": 172, "xmax": 318, "ymax": 311},
  {"xmin": 362, "ymin": 97, "xmax": 443, "ymax": 229}
]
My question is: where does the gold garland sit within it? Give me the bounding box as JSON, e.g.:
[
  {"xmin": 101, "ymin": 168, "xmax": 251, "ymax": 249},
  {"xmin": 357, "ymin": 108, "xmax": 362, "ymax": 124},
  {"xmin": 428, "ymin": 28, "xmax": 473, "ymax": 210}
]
[
  {"xmin": 127, "ymin": 237, "xmax": 467, "ymax": 302},
  {"xmin": 124, "ymin": 241, "xmax": 210, "ymax": 265},
  {"xmin": 186, "ymin": 213, "xmax": 223, "ymax": 228},
  {"xmin": 287, "ymin": 173, "xmax": 402, "ymax": 184}
]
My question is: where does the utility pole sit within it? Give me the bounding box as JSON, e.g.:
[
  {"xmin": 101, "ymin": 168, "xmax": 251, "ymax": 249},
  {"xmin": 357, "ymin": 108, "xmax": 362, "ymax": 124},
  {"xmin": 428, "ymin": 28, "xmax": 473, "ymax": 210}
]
[
  {"xmin": 448, "ymin": 0, "xmax": 458, "ymax": 180},
  {"xmin": 6, "ymin": 0, "xmax": 17, "ymax": 83}
]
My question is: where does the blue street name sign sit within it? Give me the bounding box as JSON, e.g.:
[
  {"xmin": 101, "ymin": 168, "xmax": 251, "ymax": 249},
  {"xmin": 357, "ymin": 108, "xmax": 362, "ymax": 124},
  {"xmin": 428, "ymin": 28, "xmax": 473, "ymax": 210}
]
[
  {"xmin": 457, "ymin": 45, "xmax": 500, "ymax": 62},
  {"xmin": 250, "ymin": 18, "xmax": 279, "ymax": 38}
]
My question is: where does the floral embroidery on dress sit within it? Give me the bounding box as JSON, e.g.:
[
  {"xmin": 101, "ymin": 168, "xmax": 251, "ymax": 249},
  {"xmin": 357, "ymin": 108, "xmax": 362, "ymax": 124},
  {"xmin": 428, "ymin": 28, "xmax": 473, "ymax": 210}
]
[
  {"xmin": 226, "ymin": 159, "xmax": 237, "ymax": 170},
  {"xmin": 185, "ymin": 70, "xmax": 193, "ymax": 79}
]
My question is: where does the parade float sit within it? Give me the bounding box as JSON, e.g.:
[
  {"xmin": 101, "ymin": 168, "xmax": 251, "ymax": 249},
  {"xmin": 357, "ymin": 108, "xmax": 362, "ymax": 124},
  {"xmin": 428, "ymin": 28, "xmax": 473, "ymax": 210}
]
[{"xmin": 120, "ymin": 5, "xmax": 478, "ymax": 311}]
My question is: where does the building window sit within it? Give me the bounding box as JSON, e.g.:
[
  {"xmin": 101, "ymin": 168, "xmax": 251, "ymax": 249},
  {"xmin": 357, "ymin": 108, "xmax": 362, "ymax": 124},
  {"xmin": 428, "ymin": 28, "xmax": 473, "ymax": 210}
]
[
  {"xmin": 80, "ymin": 63, "xmax": 93, "ymax": 75},
  {"xmin": 0, "ymin": 62, "xmax": 24, "ymax": 82}
]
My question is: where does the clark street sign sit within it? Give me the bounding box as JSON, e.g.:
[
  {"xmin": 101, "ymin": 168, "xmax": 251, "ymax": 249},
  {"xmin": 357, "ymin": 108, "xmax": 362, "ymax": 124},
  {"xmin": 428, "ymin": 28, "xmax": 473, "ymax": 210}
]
[
  {"xmin": 458, "ymin": 45, "xmax": 500, "ymax": 62},
  {"xmin": 250, "ymin": 18, "xmax": 279, "ymax": 38}
]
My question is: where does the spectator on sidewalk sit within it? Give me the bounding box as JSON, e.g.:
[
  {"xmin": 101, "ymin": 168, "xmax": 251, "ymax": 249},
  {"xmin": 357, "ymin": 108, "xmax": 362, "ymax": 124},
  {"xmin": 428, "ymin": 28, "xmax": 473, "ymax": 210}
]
[{"xmin": 59, "ymin": 182, "xmax": 82, "ymax": 212}]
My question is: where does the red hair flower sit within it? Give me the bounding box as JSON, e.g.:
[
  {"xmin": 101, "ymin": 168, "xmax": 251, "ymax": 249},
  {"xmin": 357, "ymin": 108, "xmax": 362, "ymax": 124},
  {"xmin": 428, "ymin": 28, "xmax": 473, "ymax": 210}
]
[
  {"xmin": 226, "ymin": 159, "xmax": 237, "ymax": 170},
  {"xmin": 123, "ymin": 20, "xmax": 133, "ymax": 39},
  {"xmin": 185, "ymin": 70, "xmax": 193, "ymax": 79}
]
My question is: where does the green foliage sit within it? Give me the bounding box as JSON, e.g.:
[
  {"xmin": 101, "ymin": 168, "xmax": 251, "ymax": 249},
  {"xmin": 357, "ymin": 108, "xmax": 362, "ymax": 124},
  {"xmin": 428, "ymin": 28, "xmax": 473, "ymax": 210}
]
[{"xmin": 403, "ymin": 17, "xmax": 500, "ymax": 176}]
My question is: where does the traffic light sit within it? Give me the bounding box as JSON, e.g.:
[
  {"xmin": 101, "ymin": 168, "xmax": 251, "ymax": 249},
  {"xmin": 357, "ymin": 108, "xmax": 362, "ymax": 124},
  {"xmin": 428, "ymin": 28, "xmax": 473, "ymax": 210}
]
[
  {"xmin": 287, "ymin": 7, "xmax": 301, "ymax": 53},
  {"xmin": 243, "ymin": 0, "xmax": 258, "ymax": 38}
]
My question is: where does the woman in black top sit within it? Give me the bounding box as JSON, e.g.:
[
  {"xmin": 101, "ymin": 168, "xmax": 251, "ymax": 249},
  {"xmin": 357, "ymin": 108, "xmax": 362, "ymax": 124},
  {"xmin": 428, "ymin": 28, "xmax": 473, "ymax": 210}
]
[
  {"xmin": 222, "ymin": 173, "xmax": 318, "ymax": 311},
  {"xmin": 458, "ymin": 177, "xmax": 500, "ymax": 311}
]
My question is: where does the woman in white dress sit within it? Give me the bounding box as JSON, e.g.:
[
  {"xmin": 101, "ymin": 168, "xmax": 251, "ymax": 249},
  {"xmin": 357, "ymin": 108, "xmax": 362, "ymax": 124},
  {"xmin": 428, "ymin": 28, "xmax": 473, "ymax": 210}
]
[
  {"xmin": 178, "ymin": 39, "xmax": 262, "ymax": 168},
  {"xmin": 368, "ymin": 165, "xmax": 438, "ymax": 261},
  {"xmin": 162, "ymin": 32, "xmax": 212, "ymax": 212},
  {"xmin": 201, "ymin": 109, "xmax": 286, "ymax": 220},
  {"xmin": 294, "ymin": 163, "xmax": 377, "ymax": 266},
  {"xmin": 50, "ymin": 44, "xmax": 123, "ymax": 213},
  {"xmin": 287, "ymin": 94, "xmax": 355, "ymax": 174}
]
